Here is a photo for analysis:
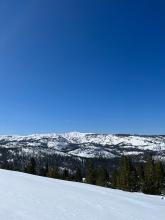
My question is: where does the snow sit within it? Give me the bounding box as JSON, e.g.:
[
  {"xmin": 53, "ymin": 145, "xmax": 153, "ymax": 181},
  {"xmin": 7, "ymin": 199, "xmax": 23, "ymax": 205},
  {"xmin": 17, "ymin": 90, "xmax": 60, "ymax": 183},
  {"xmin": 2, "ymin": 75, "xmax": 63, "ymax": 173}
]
[
  {"xmin": 0, "ymin": 169, "xmax": 164, "ymax": 220},
  {"xmin": 123, "ymin": 151, "xmax": 142, "ymax": 156},
  {"xmin": 0, "ymin": 132, "xmax": 165, "ymax": 159}
]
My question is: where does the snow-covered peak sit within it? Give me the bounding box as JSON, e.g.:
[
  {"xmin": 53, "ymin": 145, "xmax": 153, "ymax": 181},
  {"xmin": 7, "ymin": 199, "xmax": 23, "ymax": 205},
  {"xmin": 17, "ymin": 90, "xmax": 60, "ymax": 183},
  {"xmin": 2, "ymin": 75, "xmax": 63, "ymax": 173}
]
[{"xmin": 0, "ymin": 132, "xmax": 165, "ymax": 159}]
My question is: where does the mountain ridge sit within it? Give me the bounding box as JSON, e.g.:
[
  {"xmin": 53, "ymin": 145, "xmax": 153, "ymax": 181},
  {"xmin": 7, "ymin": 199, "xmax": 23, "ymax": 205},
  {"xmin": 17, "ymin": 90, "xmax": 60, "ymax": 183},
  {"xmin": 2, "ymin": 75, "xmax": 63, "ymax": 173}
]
[{"xmin": 0, "ymin": 132, "xmax": 165, "ymax": 159}]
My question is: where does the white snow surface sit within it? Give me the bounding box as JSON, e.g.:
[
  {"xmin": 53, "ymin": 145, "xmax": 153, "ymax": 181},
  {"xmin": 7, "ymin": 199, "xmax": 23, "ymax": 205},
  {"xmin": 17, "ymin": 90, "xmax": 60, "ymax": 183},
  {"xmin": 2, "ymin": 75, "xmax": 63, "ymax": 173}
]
[{"xmin": 0, "ymin": 169, "xmax": 164, "ymax": 220}]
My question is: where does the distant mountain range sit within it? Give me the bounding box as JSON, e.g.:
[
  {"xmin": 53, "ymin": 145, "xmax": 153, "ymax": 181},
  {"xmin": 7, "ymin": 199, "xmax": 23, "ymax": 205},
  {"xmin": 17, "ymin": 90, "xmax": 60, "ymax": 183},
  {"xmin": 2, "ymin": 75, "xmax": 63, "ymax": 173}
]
[{"xmin": 0, "ymin": 132, "xmax": 165, "ymax": 165}]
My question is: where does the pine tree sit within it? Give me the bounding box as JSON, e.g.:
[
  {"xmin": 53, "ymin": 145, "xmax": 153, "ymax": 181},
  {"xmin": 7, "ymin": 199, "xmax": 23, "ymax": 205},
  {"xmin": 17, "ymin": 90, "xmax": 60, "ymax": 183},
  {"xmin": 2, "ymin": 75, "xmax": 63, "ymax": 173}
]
[
  {"xmin": 62, "ymin": 169, "xmax": 70, "ymax": 180},
  {"xmin": 112, "ymin": 156, "xmax": 138, "ymax": 192},
  {"xmin": 118, "ymin": 156, "xmax": 133, "ymax": 191},
  {"xmin": 136, "ymin": 163, "xmax": 144, "ymax": 191},
  {"xmin": 111, "ymin": 169, "xmax": 119, "ymax": 188},
  {"xmin": 111, "ymin": 156, "xmax": 165, "ymax": 195},
  {"xmin": 130, "ymin": 167, "xmax": 138, "ymax": 191},
  {"xmin": 96, "ymin": 167, "xmax": 109, "ymax": 186},
  {"xmin": 53, "ymin": 166, "xmax": 60, "ymax": 179},
  {"xmin": 86, "ymin": 161, "xmax": 96, "ymax": 185},
  {"xmin": 46, "ymin": 167, "xmax": 57, "ymax": 178},
  {"xmin": 46, "ymin": 166, "xmax": 60, "ymax": 179},
  {"xmin": 154, "ymin": 161, "xmax": 164, "ymax": 194},
  {"xmin": 27, "ymin": 158, "xmax": 36, "ymax": 175},
  {"xmin": 142, "ymin": 157, "xmax": 155, "ymax": 194},
  {"xmin": 40, "ymin": 163, "xmax": 49, "ymax": 177},
  {"xmin": 75, "ymin": 167, "xmax": 82, "ymax": 182}
]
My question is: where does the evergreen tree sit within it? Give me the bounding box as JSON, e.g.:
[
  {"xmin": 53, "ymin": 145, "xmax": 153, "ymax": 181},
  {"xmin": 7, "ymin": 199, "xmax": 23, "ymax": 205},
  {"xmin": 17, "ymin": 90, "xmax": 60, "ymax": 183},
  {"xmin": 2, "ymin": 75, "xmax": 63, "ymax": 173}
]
[
  {"xmin": 111, "ymin": 169, "xmax": 119, "ymax": 188},
  {"xmin": 136, "ymin": 163, "xmax": 144, "ymax": 191},
  {"xmin": 142, "ymin": 157, "xmax": 156, "ymax": 194},
  {"xmin": 75, "ymin": 167, "xmax": 82, "ymax": 182},
  {"xmin": 53, "ymin": 166, "xmax": 60, "ymax": 179},
  {"xmin": 39, "ymin": 163, "xmax": 49, "ymax": 177},
  {"xmin": 26, "ymin": 158, "xmax": 36, "ymax": 175},
  {"xmin": 117, "ymin": 156, "xmax": 134, "ymax": 191},
  {"xmin": 62, "ymin": 169, "xmax": 70, "ymax": 180},
  {"xmin": 111, "ymin": 156, "xmax": 138, "ymax": 192},
  {"xmin": 86, "ymin": 161, "xmax": 96, "ymax": 184},
  {"xmin": 96, "ymin": 167, "xmax": 109, "ymax": 186},
  {"xmin": 46, "ymin": 167, "xmax": 55, "ymax": 178},
  {"xmin": 111, "ymin": 156, "xmax": 164, "ymax": 195},
  {"xmin": 130, "ymin": 167, "xmax": 138, "ymax": 191},
  {"xmin": 154, "ymin": 161, "xmax": 164, "ymax": 194}
]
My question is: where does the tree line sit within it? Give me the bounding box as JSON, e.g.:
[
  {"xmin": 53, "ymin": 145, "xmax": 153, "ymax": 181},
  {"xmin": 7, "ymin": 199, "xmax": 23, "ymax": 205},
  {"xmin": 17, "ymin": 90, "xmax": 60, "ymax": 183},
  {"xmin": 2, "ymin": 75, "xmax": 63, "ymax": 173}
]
[
  {"xmin": 23, "ymin": 158, "xmax": 109, "ymax": 185},
  {"xmin": 111, "ymin": 156, "xmax": 165, "ymax": 195},
  {"xmin": 24, "ymin": 158, "xmax": 83, "ymax": 182},
  {"xmin": 3, "ymin": 156, "xmax": 165, "ymax": 195}
]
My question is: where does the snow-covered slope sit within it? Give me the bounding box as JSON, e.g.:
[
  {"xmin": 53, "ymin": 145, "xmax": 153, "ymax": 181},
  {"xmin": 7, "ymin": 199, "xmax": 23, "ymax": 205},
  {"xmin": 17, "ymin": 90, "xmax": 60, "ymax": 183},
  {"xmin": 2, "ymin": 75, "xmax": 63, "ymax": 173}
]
[
  {"xmin": 0, "ymin": 132, "xmax": 165, "ymax": 160},
  {"xmin": 0, "ymin": 169, "xmax": 164, "ymax": 220}
]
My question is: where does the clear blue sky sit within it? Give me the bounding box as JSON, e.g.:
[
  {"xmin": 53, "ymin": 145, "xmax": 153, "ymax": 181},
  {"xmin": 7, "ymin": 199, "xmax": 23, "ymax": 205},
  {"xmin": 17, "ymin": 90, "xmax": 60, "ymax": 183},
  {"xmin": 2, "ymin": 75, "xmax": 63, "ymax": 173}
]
[{"xmin": 0, "ymin": 0, "xmax": 164, "ymax": 135}]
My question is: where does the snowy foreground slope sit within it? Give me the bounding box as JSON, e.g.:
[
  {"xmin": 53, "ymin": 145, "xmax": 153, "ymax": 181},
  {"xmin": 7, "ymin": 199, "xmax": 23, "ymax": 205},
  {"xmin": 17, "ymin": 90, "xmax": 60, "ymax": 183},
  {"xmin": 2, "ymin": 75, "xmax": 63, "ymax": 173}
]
[{"xmin": 0, "ymin": 169, "xmax": 164, "ymax": 220}]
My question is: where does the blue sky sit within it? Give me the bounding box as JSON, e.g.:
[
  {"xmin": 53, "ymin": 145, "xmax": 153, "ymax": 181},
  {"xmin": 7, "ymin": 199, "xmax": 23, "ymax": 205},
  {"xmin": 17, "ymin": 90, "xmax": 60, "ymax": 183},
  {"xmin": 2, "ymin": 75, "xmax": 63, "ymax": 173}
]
[{"xmin": 0, "ymin": 0, "xmax": 165, "ymax": 135}]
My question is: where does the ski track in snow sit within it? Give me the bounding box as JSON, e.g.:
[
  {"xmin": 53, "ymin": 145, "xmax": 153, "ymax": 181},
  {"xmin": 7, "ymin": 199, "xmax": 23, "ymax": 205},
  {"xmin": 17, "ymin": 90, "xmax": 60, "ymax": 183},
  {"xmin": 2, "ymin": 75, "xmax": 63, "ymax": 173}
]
[{"xmin": 0, "ymin": 169, "xmax": 164, "ymax": 220}]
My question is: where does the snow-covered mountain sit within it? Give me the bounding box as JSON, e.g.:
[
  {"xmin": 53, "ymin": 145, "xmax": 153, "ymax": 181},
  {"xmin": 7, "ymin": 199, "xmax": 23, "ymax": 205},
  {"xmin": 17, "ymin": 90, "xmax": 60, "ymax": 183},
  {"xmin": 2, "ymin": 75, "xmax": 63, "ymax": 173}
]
[
  {"xmin": 0, "ymin": 132, "xmax": 165, "ymax": 160},
  {"xmin": 0, "ymin": 169, "xmax": 164, "ymax": 220}
]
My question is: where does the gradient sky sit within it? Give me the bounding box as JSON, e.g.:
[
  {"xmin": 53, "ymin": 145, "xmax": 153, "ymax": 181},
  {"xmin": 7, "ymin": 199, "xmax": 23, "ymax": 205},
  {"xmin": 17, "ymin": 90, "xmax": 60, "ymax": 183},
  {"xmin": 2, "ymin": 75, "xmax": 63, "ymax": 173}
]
[{"xmin": 0, "ymin": 0, "xmax": 165, "ymax": 135}]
